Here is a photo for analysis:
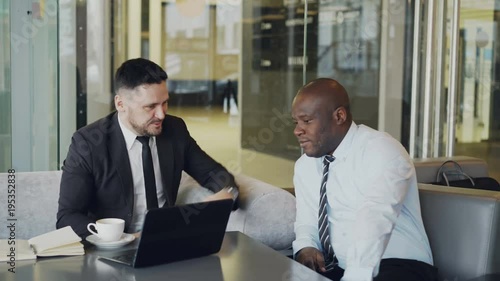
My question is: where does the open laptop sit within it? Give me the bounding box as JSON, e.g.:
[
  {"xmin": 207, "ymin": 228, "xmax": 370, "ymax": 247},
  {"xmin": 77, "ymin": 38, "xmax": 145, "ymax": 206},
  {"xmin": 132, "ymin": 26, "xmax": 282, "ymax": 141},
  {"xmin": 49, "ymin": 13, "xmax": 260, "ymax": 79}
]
[{"xmin": 97, "ymin": 199, "xmax": 233, "ymax": 268}]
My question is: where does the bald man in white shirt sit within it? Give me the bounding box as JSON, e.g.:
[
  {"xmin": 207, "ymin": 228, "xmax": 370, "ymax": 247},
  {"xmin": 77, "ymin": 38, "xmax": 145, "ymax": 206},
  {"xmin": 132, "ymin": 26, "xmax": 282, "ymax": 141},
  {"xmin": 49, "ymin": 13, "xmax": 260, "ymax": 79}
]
[{"xmin": 291, "ymin": 78, "xmax": 438, "ymax": 281}]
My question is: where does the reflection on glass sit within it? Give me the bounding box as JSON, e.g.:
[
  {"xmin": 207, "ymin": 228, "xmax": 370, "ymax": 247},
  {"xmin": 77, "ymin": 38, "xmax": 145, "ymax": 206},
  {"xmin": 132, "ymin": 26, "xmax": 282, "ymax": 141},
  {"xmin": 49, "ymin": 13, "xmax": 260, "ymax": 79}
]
[
  {"xmin": 456, "ymin": 2, "xmax": 497, "ymax": 143},
  {"xmin": 87, "ymin": 0, "xmax": 114, "ymax": 123},
  {"xmin": 112, "ymin": 0, "xmax": 128, "ymax": 76},
  {"xmin": 241, "ymin": 0, "xmax": 381, "ymax": 160},
  {"xmin": 317, "ymin": 0, "xmax": 381, "ymax": 129},
  {"xmin": 241, "ymin": 1, "xmax": 310, "ymax": 161},
  {"xmin": 455, "ymin": 1, "xmax": 500, "ymax": 182},
  {"xmin": 161, "ymin": 2, "xmax": 212, "ymax": 106},
  {"xmin": 160, "ymin": 2, "xmax": 241, "ymax": 108}
]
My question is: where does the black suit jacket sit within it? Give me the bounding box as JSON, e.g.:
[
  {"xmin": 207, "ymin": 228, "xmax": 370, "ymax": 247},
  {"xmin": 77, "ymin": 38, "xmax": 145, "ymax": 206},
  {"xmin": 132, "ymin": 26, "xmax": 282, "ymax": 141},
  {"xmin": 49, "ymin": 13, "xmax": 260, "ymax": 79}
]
[{"xmin": 56, "ymin": 112, "xmax": 236, "ymax": 237}]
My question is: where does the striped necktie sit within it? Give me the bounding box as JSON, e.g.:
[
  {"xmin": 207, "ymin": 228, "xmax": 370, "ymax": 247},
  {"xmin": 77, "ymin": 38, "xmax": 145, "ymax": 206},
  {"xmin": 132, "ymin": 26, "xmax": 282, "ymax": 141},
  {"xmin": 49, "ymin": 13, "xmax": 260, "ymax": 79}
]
[{"xmin": 318, "ymin": 155, "xmax": 337, "ymax": 271}]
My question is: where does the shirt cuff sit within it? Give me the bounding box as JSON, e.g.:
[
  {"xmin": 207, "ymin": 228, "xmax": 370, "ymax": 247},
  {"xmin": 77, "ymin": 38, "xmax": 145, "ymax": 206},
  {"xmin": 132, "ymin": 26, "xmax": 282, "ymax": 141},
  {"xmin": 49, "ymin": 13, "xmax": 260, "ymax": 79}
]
[
  {"xmin": 292, "ymin": 238, "xmax": 319, "ymax": 257},
  {"xmin": 340, "ymin": 267, "xmax": 374, "ymax": 281}
]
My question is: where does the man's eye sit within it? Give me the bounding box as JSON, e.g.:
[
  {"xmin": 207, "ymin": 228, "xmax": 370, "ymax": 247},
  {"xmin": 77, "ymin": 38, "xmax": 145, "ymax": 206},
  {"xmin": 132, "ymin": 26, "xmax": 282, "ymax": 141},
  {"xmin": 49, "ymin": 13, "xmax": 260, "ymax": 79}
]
[{"xmin": 304, "ymin": 119, "xmax": 311, "ymax": 124}]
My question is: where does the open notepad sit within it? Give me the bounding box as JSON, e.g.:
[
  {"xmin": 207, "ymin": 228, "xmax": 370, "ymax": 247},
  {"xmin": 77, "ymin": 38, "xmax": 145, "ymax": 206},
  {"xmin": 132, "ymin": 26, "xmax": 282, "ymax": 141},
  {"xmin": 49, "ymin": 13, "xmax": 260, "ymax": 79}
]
[{"xmin": 0, "ymin": 226, "xmax": 84, "ymax": 261}]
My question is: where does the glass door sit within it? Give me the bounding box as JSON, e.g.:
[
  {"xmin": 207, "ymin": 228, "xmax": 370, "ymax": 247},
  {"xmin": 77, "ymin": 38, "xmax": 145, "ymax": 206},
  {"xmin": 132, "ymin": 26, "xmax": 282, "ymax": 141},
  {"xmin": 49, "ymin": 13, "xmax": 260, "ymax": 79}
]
[
  {"xmin": 408, "ymin": 0, "xmax": 453, "ymax": 158},
  {"xmin": 454, "ymin": 0, "xmax": 500, "ymax": 181},
  {"xmin": 409, "ymin": 0, "xmax": 500, "ymax": 181}
]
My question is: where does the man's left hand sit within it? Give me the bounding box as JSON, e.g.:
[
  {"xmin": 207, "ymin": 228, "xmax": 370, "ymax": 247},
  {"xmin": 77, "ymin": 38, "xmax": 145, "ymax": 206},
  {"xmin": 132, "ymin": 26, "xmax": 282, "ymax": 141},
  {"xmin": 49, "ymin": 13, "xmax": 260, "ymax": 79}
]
[{"xmin": 204, "ymin": 189, "xmax": 234, "ymax": 202}]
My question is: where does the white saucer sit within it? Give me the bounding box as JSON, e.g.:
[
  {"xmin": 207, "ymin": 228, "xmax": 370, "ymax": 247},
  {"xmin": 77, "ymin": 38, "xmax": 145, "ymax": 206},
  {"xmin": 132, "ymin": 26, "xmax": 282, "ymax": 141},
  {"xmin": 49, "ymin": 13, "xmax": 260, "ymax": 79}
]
[{"xmin": 86, "ymin": 233, "xmax": 135, "ymax": 249}]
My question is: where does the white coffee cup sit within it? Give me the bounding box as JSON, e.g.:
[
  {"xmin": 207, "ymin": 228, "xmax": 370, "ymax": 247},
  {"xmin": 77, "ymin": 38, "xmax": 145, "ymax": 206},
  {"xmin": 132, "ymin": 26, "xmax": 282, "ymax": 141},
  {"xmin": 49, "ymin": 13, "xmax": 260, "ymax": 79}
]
[{"xmin": 87, "ymin": 218, "xmax": 125, "ymax": 242}]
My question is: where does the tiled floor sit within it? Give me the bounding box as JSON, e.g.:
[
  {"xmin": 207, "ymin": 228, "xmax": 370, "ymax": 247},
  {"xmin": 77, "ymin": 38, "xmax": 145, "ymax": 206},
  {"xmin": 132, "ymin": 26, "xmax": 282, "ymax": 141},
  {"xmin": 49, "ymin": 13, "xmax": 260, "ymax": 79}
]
[{"xmin": 170, "ymin": 106, "xmax": 500, "ymax": 188}]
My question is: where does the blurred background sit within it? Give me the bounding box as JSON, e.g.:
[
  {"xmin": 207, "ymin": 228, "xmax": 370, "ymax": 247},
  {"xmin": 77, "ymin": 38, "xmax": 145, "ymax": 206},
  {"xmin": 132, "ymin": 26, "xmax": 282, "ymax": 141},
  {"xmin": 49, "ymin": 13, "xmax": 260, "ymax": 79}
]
[{"xmin": 1, "ymin": 0, "xmax": 499, "ymax": 187}]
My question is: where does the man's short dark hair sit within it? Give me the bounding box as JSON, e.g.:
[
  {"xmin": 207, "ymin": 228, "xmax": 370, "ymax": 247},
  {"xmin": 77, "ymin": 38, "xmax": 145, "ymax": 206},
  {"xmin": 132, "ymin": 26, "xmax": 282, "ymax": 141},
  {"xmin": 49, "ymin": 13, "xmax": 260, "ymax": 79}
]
[{"xmin": 114, "ymin": 58, "xmax": 168, "ymax": 93}]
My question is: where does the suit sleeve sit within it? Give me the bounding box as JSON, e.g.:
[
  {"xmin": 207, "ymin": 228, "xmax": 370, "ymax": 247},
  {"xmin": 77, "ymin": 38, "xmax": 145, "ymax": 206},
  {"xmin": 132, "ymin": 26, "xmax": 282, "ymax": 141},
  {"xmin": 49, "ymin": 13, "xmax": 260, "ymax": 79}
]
[{"xmin": 56, "ymin": 131, "xmax": 95, "ymax": 237}]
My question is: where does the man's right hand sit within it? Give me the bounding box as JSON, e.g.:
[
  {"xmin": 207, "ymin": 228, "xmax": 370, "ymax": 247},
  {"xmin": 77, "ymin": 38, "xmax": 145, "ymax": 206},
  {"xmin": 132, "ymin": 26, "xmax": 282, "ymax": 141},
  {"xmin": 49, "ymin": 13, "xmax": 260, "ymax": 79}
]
[{"xmin": 295, "ymin": 247, "xmax": 327, "ymax": 272}]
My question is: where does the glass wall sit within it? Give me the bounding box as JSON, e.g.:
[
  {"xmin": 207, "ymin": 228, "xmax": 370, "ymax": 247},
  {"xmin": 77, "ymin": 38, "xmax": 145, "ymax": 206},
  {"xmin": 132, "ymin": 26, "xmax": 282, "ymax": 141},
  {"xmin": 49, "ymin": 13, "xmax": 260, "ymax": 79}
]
[
  {"xmin": 0, "ymin": 1, "xmax": 11, "ymax": 172},
  {"xmin": 9, "ymin": 0, "xmax": 59, "ymax": 171},
  {"xmin": 316, "ymin": 0, "xmax": 382, "ymax": 129},
  {"xmin": 241, "ymin": 0, "xmax": 386, "ymax": 160},
  {"xmin": 454, "ymin": 0, "xmax": 500, "ymax": 181},
  {"xmin": 157, "ymin": 1, "xmax": 240, "ymax": 108},
  {"xmin": 111, "ymin": 0, "xmax": 128, "ymax": 76},
  {"xmin": 59, "ymin": 0, "xmax": 77, "ymax": 163},
  {"xmin": 3, "ymin": 0, "xmax": 499, "ymax": 184},
  {"xmin": 241, "ymin": 1, "xmax": 309, "ymax": 161},
  {"xmin": 86, "ymin": 0, "xmax": 113, "ymax": 123},
  {"xmin": 161, "ymin": 2, "xmax": 213, "ymax": 106},
  {"xmin": 457, "ymin": 0, "xmax": 497, "ymax": 144},
  {"xmin": 403, "ymin": 0, "xmax": 500, "ymax": 181}
]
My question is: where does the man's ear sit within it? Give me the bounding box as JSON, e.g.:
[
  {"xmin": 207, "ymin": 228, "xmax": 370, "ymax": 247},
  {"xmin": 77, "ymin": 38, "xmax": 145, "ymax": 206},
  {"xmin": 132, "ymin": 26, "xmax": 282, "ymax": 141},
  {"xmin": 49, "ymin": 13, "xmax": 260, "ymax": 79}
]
[
  {"xmin": 335, "ymin": 107, "xmax": 347, "ymax": 125},
  {"xmin": 115, "ymin": 94, "xmax": 124, "ymax": 112}
]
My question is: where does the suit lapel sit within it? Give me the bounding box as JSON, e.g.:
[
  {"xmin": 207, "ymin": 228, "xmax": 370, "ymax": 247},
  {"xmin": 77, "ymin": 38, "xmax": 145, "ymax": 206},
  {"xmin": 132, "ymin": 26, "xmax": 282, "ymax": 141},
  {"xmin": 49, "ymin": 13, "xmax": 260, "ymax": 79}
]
[
  {"xmin": 109, "ymin": 113, "xmax": 134, "ymax": 209},
  {"xmin": 156, "ymin": 133, "xmax": 174, "ymax": 206}
]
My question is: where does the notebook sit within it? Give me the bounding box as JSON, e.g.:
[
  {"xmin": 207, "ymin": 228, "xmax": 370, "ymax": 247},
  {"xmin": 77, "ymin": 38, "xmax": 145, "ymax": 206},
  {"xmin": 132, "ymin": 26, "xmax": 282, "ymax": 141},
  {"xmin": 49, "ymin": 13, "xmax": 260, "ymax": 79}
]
[
  {"xmin": 0, "ymin": 226, "xmax": 84, "ymax": 261},
  {"xmin": 98, "ymin": 199, "xmax": 233, "ymax": 268}
]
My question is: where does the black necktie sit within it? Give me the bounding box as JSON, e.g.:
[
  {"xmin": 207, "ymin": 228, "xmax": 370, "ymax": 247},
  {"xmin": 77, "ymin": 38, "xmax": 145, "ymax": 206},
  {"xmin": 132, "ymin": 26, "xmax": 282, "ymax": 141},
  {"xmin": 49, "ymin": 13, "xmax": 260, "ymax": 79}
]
[
  {"xmin": 318, "ymin": 155, "xmax": 337, "ymax": 271},
  {"xmin": 136, "ymin": 136, "xmax": 159, "ymax": 209}
]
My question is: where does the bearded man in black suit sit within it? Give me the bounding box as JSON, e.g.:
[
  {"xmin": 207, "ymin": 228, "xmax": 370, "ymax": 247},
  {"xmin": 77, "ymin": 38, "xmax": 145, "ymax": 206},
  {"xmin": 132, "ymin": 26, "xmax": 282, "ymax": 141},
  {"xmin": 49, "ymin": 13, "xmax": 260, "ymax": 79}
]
[{"xmin": 57, "ymin": 58, "xmax": 239, "ymax": 238}]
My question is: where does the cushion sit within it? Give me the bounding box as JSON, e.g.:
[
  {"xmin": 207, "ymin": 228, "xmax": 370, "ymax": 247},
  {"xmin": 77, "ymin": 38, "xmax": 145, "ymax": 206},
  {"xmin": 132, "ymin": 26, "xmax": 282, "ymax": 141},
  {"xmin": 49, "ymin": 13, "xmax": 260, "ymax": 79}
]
[{"xmin": 0, "ymin": 171, "xmax": 62, "ymax": 239}]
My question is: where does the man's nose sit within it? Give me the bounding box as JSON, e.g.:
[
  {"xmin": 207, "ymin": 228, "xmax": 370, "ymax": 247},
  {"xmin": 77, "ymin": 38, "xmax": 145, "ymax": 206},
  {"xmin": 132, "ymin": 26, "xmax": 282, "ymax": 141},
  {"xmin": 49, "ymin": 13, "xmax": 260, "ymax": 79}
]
[
  {"xmin": 155, "ymin": 106, "xmax": 165, "ymax": 120},
  {"xmin": 294, "ymin": 125, "xmax": 303, "ymax": 137}
]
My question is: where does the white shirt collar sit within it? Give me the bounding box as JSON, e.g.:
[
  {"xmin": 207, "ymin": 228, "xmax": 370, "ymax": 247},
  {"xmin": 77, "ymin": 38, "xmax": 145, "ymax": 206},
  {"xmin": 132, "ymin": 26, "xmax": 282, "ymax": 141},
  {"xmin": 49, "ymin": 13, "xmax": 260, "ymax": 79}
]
[
  {"xmin": 117, "ymin": 113, "xmax": 156, "ymax": 151},
  {"xmin": 332, "ymin": 121, "xmax": 358, "ymax": 160}
]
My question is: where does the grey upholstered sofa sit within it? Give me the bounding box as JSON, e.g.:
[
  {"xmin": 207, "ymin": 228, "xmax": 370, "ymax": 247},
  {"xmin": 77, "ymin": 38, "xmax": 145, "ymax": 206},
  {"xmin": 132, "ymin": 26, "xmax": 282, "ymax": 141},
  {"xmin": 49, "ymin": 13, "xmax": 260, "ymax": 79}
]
[
  {"xmin": 0, "ymin": 171, "xmax": 296, "ymax": 250},
  {"xmin": 418, "ymin": 183, "xmax": 500, "ymax": 281},
  {"xmin": 414, "ymin": 156, "xmax": 500, "ymax": 280},
  {"xmin": 2, "ymin": 158, "xmax": 499, "ymax": 280}
]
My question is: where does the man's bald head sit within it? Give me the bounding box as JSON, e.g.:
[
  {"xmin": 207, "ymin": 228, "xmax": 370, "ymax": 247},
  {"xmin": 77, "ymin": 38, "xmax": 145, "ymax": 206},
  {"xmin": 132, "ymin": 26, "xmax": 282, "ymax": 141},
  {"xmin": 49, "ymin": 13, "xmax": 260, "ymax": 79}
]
[
  {"xmin": 291, "ymin": 78, "xmax": 353, "ymax": 157},
  {"xmin": 297, "ymin": 78, "xmax": 351, "ymax": 118}
]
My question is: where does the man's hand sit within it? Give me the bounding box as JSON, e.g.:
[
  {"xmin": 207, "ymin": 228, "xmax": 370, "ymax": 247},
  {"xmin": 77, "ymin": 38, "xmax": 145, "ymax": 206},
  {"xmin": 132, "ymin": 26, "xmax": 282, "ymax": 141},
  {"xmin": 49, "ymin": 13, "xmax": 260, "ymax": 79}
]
[
  {"xmin": 204, "ymin": 188, "xmax": 234, "ymax": 202},
  {"xmin": 295, "ymin": 247, "xmax": 327, "ymax": 272}
]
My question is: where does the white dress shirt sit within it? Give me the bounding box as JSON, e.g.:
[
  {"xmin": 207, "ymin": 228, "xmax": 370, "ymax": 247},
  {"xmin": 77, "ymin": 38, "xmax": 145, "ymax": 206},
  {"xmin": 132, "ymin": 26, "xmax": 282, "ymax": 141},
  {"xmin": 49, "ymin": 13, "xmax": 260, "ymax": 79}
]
[
  {"xmin": 118, "ymin": 116, "xmax": 166, "ymax": 232},
  {"xmin": 292, "ymin": 122, "xmax": 433, "ymax": 281}
]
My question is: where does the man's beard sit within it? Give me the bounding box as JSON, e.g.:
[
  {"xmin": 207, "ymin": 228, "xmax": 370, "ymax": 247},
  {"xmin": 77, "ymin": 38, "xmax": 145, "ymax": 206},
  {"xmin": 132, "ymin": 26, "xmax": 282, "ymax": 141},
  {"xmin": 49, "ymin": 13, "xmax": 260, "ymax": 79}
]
[{"xmin": 129, "ymin": 117, "xmax": 163, "ymax": 136}]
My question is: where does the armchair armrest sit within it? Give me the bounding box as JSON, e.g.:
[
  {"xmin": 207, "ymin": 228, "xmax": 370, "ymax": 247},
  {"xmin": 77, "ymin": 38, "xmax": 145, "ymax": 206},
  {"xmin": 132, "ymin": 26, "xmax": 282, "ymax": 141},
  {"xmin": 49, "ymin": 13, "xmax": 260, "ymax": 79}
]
[{"xmin": 176, "ymin": 172, "xmax": 296, "ymax": 250}]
